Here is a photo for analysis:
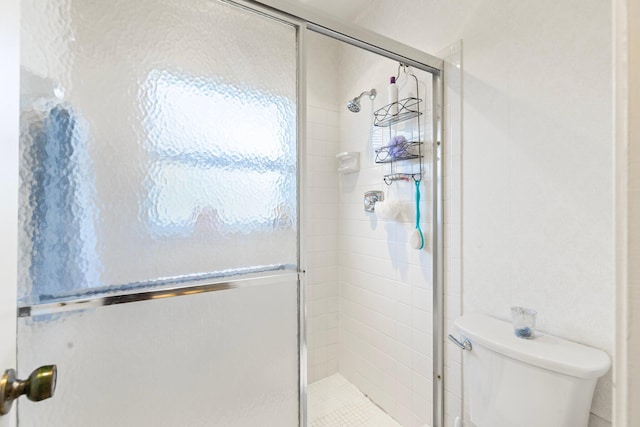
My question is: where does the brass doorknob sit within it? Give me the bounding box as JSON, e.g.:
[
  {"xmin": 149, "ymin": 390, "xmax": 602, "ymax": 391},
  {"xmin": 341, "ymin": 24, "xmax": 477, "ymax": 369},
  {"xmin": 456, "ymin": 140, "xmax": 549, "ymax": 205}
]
[{"xmin": 0, "ymin": 365, "xmax": 57, "ymax": 416}]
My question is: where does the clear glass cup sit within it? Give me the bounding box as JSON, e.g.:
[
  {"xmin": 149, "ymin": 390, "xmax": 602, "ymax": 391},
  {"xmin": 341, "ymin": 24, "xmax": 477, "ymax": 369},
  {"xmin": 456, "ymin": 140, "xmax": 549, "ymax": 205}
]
[{"xmin": 510, "ymin": 307, "xmax": 537, "ymax": 339}]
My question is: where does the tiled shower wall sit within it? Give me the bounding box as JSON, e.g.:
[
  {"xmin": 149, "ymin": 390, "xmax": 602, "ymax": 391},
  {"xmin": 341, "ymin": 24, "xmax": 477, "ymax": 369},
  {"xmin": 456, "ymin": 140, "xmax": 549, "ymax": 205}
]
[
  {"xmin": 305, "ymin": 32, "xmax": 341, "ymax": 384},
  {"xmin": 336, "ymin": 45, "xmax": 436, "ymax": 427},
  {"xmin": 305, "ymin": 29, "xmax": 458, "ymax": 427},
  {"xmin": 305, "ymin": 102, "xmax": 340, "ymax": 384}
]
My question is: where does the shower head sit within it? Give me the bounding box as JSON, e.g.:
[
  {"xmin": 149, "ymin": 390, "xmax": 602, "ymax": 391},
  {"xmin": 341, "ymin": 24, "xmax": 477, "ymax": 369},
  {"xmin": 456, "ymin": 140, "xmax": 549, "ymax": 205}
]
[
  {"xmin": 347, "ymin": 99, "xmax": 361, "ymax": 113},
  {"xmin": 347, "ymin": 89, "xmax": 377, "ymax": 113}
]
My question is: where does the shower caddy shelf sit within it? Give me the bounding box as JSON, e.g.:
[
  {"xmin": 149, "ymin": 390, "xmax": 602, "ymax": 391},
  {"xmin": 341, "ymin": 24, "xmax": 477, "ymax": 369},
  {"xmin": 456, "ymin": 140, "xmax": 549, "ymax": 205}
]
[
  {"xmin": 373, "ymin": 94, "xmax": 424, "ymax": 185},
  {"xmin": 373, "ymin": 97, "xmax": 422, "ymax": 127},
  {"xmin": 374, "ymin": 140, "xmax": 422, "ymax": 163}
]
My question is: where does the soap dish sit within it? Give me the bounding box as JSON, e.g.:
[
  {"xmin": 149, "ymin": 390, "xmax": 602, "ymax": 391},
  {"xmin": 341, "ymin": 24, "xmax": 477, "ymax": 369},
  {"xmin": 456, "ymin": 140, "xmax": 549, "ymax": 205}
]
[{"xmin": 336, "ymin": 152, "xmax": 360, "ymax": 174}]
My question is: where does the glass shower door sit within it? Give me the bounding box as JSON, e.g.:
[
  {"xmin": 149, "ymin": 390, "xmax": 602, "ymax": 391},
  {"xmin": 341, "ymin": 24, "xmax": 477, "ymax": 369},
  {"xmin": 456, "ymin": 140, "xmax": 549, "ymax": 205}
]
[{"xmin": 17, "ymin": 0, "xmax": 300, "ymax": 425}]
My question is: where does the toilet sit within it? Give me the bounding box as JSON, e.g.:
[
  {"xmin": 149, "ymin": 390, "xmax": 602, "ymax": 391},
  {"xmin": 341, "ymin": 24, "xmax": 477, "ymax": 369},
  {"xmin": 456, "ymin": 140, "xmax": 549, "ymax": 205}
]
[{"xmin": 454, "ymin": 314, "xmax": 610, "ymax": 427}]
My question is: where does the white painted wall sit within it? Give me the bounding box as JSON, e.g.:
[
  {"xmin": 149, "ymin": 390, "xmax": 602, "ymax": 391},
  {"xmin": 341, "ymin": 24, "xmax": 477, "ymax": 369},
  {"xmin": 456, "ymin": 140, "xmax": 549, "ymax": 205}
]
[
  {"xmin": 353, "ymin": 1, "xmax": 614, "ymax": 426},
  {"xmin": 615, "ymin": 0, "xmax": 640, "ymax": 425},
  {"xmin": 0, "ymin": 0, "xmax": 19, "ymax": 425},
  {"xmin": 439, "ymin": 42, "xmax": 464, "ymax": 427},
  {"xmin": 627, "ymin": 0, "xmax": 640, "ymax": 422}
]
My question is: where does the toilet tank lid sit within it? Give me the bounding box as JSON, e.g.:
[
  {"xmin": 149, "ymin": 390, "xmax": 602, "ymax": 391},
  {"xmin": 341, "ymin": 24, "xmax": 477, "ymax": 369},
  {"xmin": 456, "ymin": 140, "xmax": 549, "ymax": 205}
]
[{"xmin": 454, "ymin": 314, "xmax": 611, "ymax": 379}]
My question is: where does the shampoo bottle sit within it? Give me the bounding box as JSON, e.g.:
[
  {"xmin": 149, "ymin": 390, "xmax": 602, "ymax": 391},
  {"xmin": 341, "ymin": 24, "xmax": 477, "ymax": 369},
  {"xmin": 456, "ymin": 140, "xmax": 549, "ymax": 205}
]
[{"xmin": 388, "ymin": 76, "xmax": 398, "ymax": 115}]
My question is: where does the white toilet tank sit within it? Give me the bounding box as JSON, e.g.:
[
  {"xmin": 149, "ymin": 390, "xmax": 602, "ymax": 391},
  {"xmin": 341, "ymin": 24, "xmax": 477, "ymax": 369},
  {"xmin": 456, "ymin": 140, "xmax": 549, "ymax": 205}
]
[{"xmin": 454, "ymin": 314, "xmax": 610, "ymax": 427}]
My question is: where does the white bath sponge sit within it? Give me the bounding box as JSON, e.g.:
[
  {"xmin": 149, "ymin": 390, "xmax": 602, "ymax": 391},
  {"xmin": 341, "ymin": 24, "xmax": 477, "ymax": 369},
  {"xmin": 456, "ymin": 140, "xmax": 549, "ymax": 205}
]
[{"xmin": 375, "ymin": 200, "xmax": 400, "ymax": 220}]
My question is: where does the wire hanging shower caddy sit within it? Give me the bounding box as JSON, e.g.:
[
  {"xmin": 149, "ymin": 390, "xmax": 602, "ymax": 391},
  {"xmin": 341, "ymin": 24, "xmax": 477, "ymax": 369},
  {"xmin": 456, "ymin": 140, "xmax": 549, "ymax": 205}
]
[{"xmin": 373, "ymin": 63, "xmax": 424, "ymax": 185}]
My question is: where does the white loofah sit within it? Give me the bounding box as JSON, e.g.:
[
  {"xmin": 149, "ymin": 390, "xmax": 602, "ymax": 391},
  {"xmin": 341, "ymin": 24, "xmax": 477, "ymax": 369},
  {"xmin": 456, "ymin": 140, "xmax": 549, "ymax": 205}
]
[{"xmin": 375, "ymin": 201, "xmax": 400, "ymax": 220}]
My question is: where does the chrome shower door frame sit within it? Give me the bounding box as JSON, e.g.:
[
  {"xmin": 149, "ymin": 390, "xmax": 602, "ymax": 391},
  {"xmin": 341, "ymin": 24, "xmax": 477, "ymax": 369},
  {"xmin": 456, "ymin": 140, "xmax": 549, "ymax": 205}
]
[{"xmin": 234, "ymin": 2, "xmax": 446, "ymax": 426}]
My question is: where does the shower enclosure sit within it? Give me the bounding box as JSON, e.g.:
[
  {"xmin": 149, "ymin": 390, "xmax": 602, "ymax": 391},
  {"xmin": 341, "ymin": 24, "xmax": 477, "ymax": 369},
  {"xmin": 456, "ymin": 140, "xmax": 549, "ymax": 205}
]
[
  {"xmin": 5, "ymin": 0, "xmax": 445, "ymax": 426},
  {"xmin": 303, "ymin": 31, "xmax": 443, "ymax": 427}
]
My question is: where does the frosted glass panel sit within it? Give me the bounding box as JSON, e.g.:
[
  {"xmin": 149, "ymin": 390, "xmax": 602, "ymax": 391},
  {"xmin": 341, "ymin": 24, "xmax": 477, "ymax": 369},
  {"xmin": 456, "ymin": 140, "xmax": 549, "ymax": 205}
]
[
  {"xmin": 19, "ymin": 0, "xmax": 297, "ymax": 304},
  {"xmin": 18, "ymin": 278, "xmax": 299, "ymax": 427}
]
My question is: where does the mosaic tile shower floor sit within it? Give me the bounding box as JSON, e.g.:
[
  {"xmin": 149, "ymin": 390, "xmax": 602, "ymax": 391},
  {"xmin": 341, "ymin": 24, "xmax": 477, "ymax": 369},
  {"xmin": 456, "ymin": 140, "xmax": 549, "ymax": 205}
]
[{"xmin": 307, "ymin": 373, "xmax": 401, "ymax": 427}]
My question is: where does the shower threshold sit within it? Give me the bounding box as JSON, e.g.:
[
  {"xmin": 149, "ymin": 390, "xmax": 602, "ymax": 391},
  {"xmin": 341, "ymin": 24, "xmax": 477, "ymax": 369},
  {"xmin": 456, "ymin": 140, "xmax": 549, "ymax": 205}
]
[{"xmin": 308, "ymin": 373, "xmax": 401, "ymax": 427}]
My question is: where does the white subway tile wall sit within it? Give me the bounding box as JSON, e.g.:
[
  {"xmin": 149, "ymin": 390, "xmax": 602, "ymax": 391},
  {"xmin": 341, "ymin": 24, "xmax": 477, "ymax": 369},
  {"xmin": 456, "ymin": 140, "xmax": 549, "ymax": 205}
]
[
  {"xmin": 305, "ymin": 25, "xmax": 462, "ymax": 426},
  {"xmin": 336, "ymin": 41, "xmax": 436, "ymax": 426},
  {"xmin": 306, "ymin": 30, "xmax": 444, "ymax": 426},
  {"xmin": 305, "ymin": 101, "xmax": 341, "ymax": 384},
  {"xmin": 305, "ymin": 32, "xmax": 342, "ymax": 385}
]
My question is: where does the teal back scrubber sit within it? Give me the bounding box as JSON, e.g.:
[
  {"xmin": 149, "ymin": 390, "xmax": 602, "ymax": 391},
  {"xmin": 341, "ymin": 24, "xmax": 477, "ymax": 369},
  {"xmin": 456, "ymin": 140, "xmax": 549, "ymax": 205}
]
[{"xmin": 410, "ymin": 180, "xmax": 424, "ymax": 250}]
